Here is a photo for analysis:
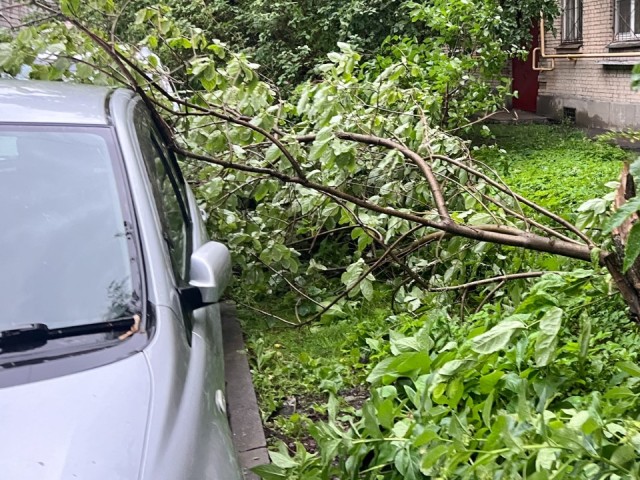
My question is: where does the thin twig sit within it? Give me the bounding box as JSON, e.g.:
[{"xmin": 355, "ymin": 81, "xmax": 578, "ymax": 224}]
[
  {"xmin": 430, "ymin": 271, "xmax": 549, "ymax": 292},
  {"xmin": 251, "ymin": 254, "xmax": 324, "ymax": 308},
  {"xmin": 474, "ymin": 280, "xmax": 506, "ymax": 314},
  {"xmin": 235, "ymin": 300, "xmax": 299, "ymax": 327}
]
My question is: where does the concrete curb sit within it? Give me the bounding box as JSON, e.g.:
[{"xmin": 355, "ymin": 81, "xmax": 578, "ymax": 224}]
[{"xmin": 221, "ymin": 302, "xmax": 269, "ymax": 480}]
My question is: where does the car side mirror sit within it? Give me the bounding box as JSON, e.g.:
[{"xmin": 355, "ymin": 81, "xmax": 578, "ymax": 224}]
[{"xmin": 183, "ymin": 241, "xmax": 232, "ymax": 309}]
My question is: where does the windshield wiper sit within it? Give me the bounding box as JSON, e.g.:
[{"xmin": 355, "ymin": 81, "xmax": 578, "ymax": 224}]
[{"xmin": 0, "ymin": 318, "xmax": 136, "ymax": 353}]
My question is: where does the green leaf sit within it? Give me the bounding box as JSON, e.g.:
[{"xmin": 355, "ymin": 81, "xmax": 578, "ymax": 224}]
[
  {"xmin": 360, "ymin": 278, "xmax": 374, "ymax": 301},
  {"xmin": 421, "ymin": 444, "xmax": 449, "ymax": 471},
  {"xmin": 308, "ymin": 139, "xmax": 331, "ymax": 163},
  {"xmin": 264, "ymin": 144, "xmax": 281, "ymax": 163},
  {"xmin": 446, "ymin": 376, "xmax": 464, "ymax": 407},
  {"xmin": 604, "ymin": 386, "xmax": 635, "ymax": 399},
  {"xmin": 251, "ymin": 464, "xmax": 287, "ymax": 480},
  {"xmin": 60, "ymin": 0, "xmax": 80, "ymax": 16},
  {"xmin": 395, "ymin": 448, "xmax": 421, "ymax": 480},
  {"xmin": 623, "ymin": 222, "xmax": 640, "ymax": 272},
  {"xmin": 470, "ymin": 319, "xmax": 526, "ymax": 354},
  {"xmin": 568, "ymin": 410, "xmax": 598, "ymax": 434},
  {"xmin": 436, "ymin": 358, "xmax": 475, "ymax": 378},
  {"xmin": 134, "ymin": 7, "xmax": 149, "ymax": 24},
  {"xmin": 516, "ymin": 294, "xmax": 557, "ymax": 313},
  {"xmin": 578, "ymin": 316, "xmax": 591, "ymax": 364},
  {"xmin": 254, "ymin": 183, "xmax": 269, "ymax": 201},
  {"xmin": 478, "ymin": 371, "xmax": 504, "ymax": 394},
  {"xmin": 414, "ymin": 427, "xmax": 439, "ymax": 447},
  {"xmin": 535, "ymin": 447, "xmax": 558, "ymax": 471},
  {"xmin": 604, "ymin": 196, "xmax": 640, "ymax": 234},
  {"xmin": 268, "ymin": 451, "xmax": 297, "ymax": 469},
  {"xmin": 75, "ymin": 62, "xmax": 94, "ymax": 79},
  {"xmin": 610, "ymin": 443, "xmax": 636, "ymax": 466},
  {"xmin": 362, "ymin": 401, "xmax": 382, "ymax": 438},
  {"xmin": 617, "ymin": 361, "xmax": 640, "ymax": 377},
  {"xmin": 367, "ymin": 352, "xmax": 431, "ymax": 385},
  {"xmin": 535, "ymin": 307, "xmax": 563, "ymax": 367},
  {"xmin": 482, "ymin": 391, "xmax": 494, "ymax": 427},
  {"xmin": 376, "ymin": 398, "xmax": 396, "ymax": 430}
]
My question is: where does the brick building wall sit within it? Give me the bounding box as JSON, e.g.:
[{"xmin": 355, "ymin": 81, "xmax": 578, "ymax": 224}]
[
  {"xmin": 537, "ymin": 0, "xmax": 640, "ymax": 129},
  {"xmin": 0, "ymin": 0, "xmax": 33, "ymax": 29}
]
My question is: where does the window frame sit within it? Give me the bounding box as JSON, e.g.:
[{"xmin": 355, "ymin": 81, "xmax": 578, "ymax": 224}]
[
  {"xmin": 615, "ymin": 0, "xmax": 640, "ymax": 41},
  {"xmin": 133, "ymin": 103, "xmax": 193, "ymax": 287},
  {"xmin": 562, "ymin": 0, "xmax": 583, "ymax": 44}
]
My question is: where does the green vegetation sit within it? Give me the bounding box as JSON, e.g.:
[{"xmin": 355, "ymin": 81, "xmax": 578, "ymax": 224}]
[
  {"xmin": 251, "ymin": 273, "xmax": 640, "ymax": 479},
  {"xmin": 474, "ymin": 125, "xmax": 628, "ymax": 216},
  {"xmin": 114, "ymin": 0, "xmax": 556, "ymax": 91},
  {"xmin": 242, "ymin": 125, "xmax": 640, "ymax": 479}
]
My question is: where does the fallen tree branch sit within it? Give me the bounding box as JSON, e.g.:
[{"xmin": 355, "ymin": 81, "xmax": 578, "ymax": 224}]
[
  {"xmin": 429, "ymin": 271, "xmax": 548, "ymax": 292},
  {"xmin": 433, "ymin": 154, "xmax": 594, "ymax": 246},
  {"xmin": 175, "ymin": 147, "xmax": 597, "ymax": 263},
  {"xmin": 234, "ymin": 300, "xmax": 299, "ymax": 327}
]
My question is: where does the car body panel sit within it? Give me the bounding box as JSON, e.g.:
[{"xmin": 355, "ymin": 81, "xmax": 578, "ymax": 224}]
[
  {"xmin": 140, "ymin": 306, "xmax": 240, "ymax": 480},
  {"xmin": 112, "ymin": 90, "xmax": 243, "ymax": 480},
  {"xmin": 0, "ymin": 80, "xmax": 110, "ymax": 125},
  {"xmin": 0, "ymin": 81, "xmax": 243, "ymax": 480},
  {"xmin": 0, "ymin": 352, "xmax": 151, "ymax": 479}
]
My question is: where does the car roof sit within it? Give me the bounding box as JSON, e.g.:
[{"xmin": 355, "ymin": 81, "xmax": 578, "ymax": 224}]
[{"xmin": 0, "ymin": 79, "xmax": 119, "ymax": 125}]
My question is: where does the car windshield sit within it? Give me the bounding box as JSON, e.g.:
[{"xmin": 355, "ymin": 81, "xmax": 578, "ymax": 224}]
[{"xmin": 0, "ymin": 125, "xmax": 138, "ymax": 330}]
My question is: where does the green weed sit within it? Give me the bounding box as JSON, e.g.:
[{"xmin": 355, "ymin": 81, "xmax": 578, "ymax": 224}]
[{"xmin": 473, "ymin": 124, "xmax": 629, "ymax": 218}]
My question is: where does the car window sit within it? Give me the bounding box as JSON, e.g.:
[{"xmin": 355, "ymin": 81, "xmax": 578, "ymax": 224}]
[
  {"xmin": 0, "ymin": 126, "xmax": 138, "ymax": 329},
  {"xmin": 133, "ymin": 104, "xmax": 192, "ymax": 284}
]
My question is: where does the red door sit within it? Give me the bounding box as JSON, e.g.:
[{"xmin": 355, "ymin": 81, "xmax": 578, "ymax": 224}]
[{"xmin": 512, "ymin": 25, "xmax": 540, "ymax": 112}]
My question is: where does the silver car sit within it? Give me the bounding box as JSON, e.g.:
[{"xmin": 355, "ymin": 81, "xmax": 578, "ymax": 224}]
[{"xmin": 0, "ymin": 80, "xmax": 244, "ymax": 480}]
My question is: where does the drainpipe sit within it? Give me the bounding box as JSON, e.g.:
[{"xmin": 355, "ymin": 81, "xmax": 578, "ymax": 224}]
[{"xmin": 533, "ymin": 14, "xmax": 640, "ymax": 71}]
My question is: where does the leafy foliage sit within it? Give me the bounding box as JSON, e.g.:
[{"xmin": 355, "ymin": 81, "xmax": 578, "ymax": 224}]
[
  {"xmin": 255, "ymin": 272, "xmax": 640, "ymax": 480},
  {"xmin": 0, "ymin": 0, "xmax": 626, "ymax": 323},
  {"xmin": 122, "ymin": 0, "xmax": 410, "ymax": 88},
  {"xmin": 109, "ymin": 0, "xmax": 557, "ymax": 92},
  {"xmin": 242, "ymin": 137, "xmax": 634, "ymax": 478}
]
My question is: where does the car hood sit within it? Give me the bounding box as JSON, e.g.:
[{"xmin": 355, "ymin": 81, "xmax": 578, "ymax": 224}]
[{"xmin": 0, "ymin": 352, "xmax": 151, "ymax": 480}]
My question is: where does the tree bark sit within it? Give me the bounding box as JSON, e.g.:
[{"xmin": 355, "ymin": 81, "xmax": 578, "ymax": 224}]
[{"xmin": 605, "ymin": 164, "xmax": 640, "ymax": 319}]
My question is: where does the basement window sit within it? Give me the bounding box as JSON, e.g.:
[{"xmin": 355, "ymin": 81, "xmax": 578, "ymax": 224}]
[
  {"xmin": 616, "ymin": 0, "xmax": 640, "ymax": 41},
  {"xmin": 562, "ymin": 0, "xmax": 583, "ymax": 43},
  {"xmin": 563, "ymin": 107, "xmax": 577, "ymax": 124}
]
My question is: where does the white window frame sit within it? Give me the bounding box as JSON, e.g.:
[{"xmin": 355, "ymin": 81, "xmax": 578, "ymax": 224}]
[
  {"xmin": 615, "ymin": 0, "xmax": 640, "ymax": 41},
  {"xmin": 562, "ymin": 0, "xmax": 583, "ymax": 43}
]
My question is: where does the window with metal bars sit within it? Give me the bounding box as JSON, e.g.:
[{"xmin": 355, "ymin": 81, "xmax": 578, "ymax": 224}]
[
  {"xmin": 562, "ymin": 0, "xmax": 583, "ymax": 43},
  {"xmin": 616, "ymin": 0, "xmax": 640, "ymax": 40}
]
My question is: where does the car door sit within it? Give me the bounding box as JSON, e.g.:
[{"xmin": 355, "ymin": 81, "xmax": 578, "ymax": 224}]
[{"xmin": 131, "ymin": 103, "xmax": 242, "ymax": 480}]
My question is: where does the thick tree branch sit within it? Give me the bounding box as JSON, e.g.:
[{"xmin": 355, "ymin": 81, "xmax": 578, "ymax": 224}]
[
  {"xmin": 433, "ymin": 154, "xmax": 594, "ymax": 246},
  {"xmin": 175, "ymin": 146, "xmax": 597, "ymax": 263}
]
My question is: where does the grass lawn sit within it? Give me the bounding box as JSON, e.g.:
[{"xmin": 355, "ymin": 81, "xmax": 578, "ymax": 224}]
[
  {"xmin": 238, "ymin": 123, "xmax": 634, "ymax": 465},
  {"xmin": 472, "ymin": 124, "xmax": 628, "ymax": 217}
]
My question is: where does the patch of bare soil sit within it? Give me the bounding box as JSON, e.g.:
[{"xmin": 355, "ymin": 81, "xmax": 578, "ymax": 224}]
[{"xmin": 265, "ymin": 386, "xmax": 370, "ymax": 454}]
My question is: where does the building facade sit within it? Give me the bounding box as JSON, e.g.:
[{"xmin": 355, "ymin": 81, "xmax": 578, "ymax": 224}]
[
  {"xmin": 534, "ymin": 0, "xmax": 640, "ymax": 129},
  {"xmin": 0, "ymin": 0, "xmax": 31, "ymax": 30}
]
